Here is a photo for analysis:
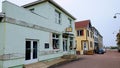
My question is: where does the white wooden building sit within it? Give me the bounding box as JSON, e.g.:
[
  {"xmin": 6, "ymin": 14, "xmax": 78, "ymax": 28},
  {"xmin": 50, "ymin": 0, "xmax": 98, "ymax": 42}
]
[{"xmin": 0, "ymin": 0, "xmax": 76, "ymax": 68}]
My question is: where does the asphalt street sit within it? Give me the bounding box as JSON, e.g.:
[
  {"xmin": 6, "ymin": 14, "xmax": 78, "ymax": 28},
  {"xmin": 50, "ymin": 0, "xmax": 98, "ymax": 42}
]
[{"xmin": 56, "ymin": 50, "xmax": 120, "ymax": 68}]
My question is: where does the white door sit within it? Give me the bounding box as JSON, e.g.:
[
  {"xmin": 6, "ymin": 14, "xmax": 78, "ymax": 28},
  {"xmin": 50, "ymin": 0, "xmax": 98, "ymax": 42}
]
[
  {"xmin": 83, "ymin": 42, "xmax": 88, "ymax": 51},
  {"xmin": 25, "ymin": 40, "xmax": 38, "ymax": 64}
]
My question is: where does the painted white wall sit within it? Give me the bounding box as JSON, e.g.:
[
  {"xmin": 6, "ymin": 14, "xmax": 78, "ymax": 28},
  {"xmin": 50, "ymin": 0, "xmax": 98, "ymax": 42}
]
[
  {"xmin": 2, "ymin": 22, "xmax": 51, "ymax": 67},
  {"xmin": 0, "ymin": 23, "xmax": 5, "ymax": 68},
  {"xmin": 2, "ymin": 1, "xmax": 48, "ymax": 30},
  {"xmin": 2, "ymin": 1, "xmax": 75, "ymax": 34},
  {"xmin": 0, "ymin": 23, "xmax": 5, "ymax": 55},
  {"xmin": 27, "ymin": 2, "xmax": 75, "ymax": 33}
]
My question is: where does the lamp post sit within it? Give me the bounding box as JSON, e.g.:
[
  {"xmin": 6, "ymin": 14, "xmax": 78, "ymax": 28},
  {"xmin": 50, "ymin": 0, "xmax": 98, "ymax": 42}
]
[
  {"xmin": 113, "ymin": 13, "xmax": 120, "ymax": 52},
  {"xmin": 113, "ymin": 13, "xmax": 120, "ymax": 33},
  {"xmin": 113, "ymin": 13, "xmax": 120, "ymax": 18}
]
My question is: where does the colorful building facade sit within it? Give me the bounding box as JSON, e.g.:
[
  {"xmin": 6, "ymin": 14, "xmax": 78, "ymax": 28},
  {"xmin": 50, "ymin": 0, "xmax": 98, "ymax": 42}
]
[{"xmin": 75, "ymin": 20, "xmax": 94, "ymax": 55}]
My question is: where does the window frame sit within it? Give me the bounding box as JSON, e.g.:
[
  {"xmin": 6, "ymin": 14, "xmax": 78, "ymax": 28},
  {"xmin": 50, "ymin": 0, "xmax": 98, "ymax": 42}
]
[
  {"xmin": 90, "ymin": 41, "xmax": 93, "ymax": 48},
  {"xmin": 68, "ymin": 18, "xmax": 72, "ymax": 27},
  {"xmin": 77, "ymin": 30, "xmax": 84, "ymax": 36},
  {"xmin": 52, "ymin": 33, "xmax": 60, "ymax": 49},
  {"xmin": 55, "ymin": 10, "xmax": 61, "ymax": 24},
  {"xmin": 87, "ymin": 30, "xmax": 89, "ymax": 37}
]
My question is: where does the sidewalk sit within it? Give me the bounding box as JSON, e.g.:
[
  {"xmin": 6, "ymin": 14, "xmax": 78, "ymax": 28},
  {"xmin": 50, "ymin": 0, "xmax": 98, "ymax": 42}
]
[{"xmin": 24, "ymin": 55, "xmax": 79, "ymax": 68}]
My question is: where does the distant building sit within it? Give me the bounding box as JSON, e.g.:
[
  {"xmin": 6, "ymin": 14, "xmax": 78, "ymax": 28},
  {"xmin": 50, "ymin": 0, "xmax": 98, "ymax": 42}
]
[
  {"xmin": 0, "ymin": 0, "xmax": 76, "ymax": 68},
  {"xmin": 98, "ymin": 33, "xmax": 103, "ymax": 49},
  {"xmin": 92, "ymin": 27, "xmax": 103, "ymax": 52},
  {"xmin": 75, "ymin": 20, "xmax": 94, "ymax": 55}
]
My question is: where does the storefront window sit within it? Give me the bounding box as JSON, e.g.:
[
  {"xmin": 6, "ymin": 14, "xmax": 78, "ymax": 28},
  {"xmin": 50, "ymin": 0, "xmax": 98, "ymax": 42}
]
[
  {"xmin": 52, "ymin": 33, "xmax": 60, "ymax": 49},
  {"xmin": 70, "ymin": 37, "xmax": 73, "ymax": 50}
]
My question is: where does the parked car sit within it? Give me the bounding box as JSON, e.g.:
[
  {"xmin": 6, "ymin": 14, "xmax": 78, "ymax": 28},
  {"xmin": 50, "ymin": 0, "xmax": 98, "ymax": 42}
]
[
  {"xmin": 96, "ymin": 48, "xmax": 105, "ymax": 54},
  {"xmin": 103, "ymin": 48, "xmax": 106, "ymax": 53}
]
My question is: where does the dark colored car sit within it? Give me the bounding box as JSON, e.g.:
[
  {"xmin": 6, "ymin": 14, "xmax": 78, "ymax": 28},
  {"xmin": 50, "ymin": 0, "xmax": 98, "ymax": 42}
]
[{"xmin": 96, "ymin": 48, "xmax": 105, "ymax": 54}]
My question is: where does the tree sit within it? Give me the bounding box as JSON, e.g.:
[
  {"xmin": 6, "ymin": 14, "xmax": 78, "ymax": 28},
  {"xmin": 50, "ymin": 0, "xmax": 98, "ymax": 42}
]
[{"xmin": 116, "ymin": 33, "xmax": 120, "ymax": 52}]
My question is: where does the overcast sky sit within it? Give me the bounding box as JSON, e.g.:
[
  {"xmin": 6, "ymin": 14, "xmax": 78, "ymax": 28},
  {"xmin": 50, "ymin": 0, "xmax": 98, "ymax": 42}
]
[{"xmin": 0, "ymin": 0, "xmax": 120, "ymax": 47}]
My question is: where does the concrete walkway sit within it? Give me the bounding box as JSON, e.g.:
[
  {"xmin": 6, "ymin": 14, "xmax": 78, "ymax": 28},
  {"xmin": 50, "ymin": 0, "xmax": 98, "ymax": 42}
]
[{"xmin": 24, "ymin": 58, "xmax": 67, "ymax": 68}]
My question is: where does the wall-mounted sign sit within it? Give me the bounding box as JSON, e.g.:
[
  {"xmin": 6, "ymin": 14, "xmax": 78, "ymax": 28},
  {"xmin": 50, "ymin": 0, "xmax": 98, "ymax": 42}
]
[
  {"xmin": 45, "ymin": 43, "xmax": 49, "ymax": 49},
  {"xmin": 66, "ymin": 27, "xmax": 72, "ymax": 32}
]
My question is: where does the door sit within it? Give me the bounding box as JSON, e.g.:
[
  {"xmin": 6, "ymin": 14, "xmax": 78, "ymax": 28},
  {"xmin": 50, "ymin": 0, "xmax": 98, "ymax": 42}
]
[
  {"xmin": 83, "ymin": 42, "xmax": 88, "ymax": 51},
  {"xmin": 25, "ymin": 40, "xmax": 38, "ymax": 64},
  {"xmin": 63, "ymin": 39, "xmax": 67, "ymax": 51}
]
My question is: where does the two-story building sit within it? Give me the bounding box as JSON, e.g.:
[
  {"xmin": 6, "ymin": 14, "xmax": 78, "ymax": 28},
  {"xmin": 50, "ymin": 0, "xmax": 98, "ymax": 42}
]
[
  {"xmin": 0, "ymin": 0, "xmax": 76, "ymax": 68},
  {"xmin": 75, "ymin": 20, "xmax": 94, "ymax": 55}
]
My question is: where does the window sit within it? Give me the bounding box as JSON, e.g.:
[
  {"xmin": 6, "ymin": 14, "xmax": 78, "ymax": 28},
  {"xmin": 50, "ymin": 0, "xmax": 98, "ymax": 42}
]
[
  {"xmin": 52, "ymin": 33, "xmax": 60, "ymax": 49},
  {"xmin": 90, "ymin": 32, "xmax": 92, "ymax": 38},
  {"xmin": 45, "ymin": 43, "xmax": 49, "ymax": 49},
  {"xmin": 87, "ymin": 30, "xmax": 89, "ymax": 37},
  {"xmin": 77, "ymin": 30, "xmax": 79, "ymax": 36},
  {"xmin": 77, "ymin": 30, "xmax": 84, "ymax": 36},
  {"xmin": 70, "ymin": 37, "xmax": 73, "ymax": 50},
  {"xmin": 68, "ymin": 18, "xmax": 72, "ymax": 27},
  {"xmin": 90, "ymin": 41, "xmax": 93, "ymax": 48},
  {"xmin": 55, "ymin": 10, "xmax": 61, "ymax": 24}
]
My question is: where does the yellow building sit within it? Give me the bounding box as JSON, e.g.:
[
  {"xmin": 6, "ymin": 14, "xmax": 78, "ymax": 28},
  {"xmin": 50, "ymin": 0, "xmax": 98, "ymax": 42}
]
[{"xmin": 75, "ymin": 20, "xmax": 94, "ymax": 55}]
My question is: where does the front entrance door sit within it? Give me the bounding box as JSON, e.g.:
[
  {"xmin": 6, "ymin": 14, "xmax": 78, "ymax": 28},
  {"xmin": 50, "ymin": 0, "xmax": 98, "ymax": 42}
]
[
  {"xmin": 25, "ymin": 40, "xmax": 38, "ymax": 64},
  {"xmin": 83, "ymin": 42, "xmax": 88, "ymax": 51}
]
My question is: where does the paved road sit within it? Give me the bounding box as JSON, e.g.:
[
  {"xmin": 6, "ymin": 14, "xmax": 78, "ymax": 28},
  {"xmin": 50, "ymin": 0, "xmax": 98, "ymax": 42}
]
[{"xmin": 56, "ymin": 50, "xmax": 120, "ymax": 68}]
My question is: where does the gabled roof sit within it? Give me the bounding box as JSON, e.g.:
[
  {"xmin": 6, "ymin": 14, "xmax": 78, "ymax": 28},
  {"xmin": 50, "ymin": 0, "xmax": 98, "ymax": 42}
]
[
  {"xmin": 75, "ymin": 20, "xmax": 91, "ymax": 29},
  {"xmin": 22, "ymin": 0, "xmax": 76, "ymax": 20}
]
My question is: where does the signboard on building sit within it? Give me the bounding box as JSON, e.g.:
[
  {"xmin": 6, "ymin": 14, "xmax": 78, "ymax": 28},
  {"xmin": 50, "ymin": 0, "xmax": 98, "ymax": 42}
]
[{"xmin": 66, "ymin": 27, "xmax": 72, "ymax": 32}]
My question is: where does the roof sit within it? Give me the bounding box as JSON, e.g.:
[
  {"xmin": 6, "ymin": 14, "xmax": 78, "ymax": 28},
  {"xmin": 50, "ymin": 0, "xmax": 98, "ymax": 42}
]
[
  {"xmin": 75, "ymin": 20, "xmax": 91, "ymax": 29},
  {"xmin": 92, "ymin": 26, "xmax": 99, "ymax": 33},
  {"xmin": 22, "ymin": 0, "xmax": 76, "ymax": 20}
]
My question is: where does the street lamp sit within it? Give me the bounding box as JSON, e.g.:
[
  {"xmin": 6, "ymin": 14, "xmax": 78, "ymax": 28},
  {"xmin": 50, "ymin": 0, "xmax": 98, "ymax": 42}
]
[
  {"xmin": 113, "ymin": 13, "xmax": 120, "ymax": 33},
  {"xmin": 113, "ymin": 13, "xmax": 120, "ymax": 52},
  {"xmin": 113, "ymin": 13, "xmax": 120, "ymax": 18}
]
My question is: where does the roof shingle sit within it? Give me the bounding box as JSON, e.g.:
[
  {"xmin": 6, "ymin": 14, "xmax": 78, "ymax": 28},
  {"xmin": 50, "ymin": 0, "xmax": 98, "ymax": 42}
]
[{"xmin": 75, "ymin": 20, "xmax": 90, "ymax": 29}]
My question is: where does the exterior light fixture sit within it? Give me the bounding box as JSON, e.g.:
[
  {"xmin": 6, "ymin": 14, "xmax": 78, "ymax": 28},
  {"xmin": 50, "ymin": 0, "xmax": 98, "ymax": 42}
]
[
  {"xmin": 113, "ymin": 13, "xmax": 120, "ymax": 18},
  {"xmin": 113, "ymin": 12, "xmax": 120, "ymax": 52}
]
